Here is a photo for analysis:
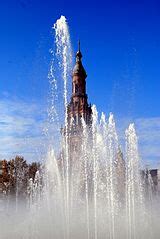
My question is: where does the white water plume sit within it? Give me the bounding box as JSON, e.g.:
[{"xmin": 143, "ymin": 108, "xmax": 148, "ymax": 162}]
[{"xmin": 54, "ymin": 15, "xmax": 72, "ymax": 239}]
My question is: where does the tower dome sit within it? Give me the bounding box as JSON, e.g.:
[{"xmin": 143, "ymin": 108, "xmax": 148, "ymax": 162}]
[{"xmin": 72, "ymin": 41, "xmax": 87, "ymax": 78}]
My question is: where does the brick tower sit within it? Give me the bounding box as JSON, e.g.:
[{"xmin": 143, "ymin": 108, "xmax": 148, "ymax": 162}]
[{"xmin": 67, "ymin": 42, "xmax": 92, "ymax": 153}]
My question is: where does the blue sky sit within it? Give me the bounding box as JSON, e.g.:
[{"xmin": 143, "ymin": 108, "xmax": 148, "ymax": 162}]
[{"xmin": 0, "ymin": 0, "xmax": 160, "ymax": 166}]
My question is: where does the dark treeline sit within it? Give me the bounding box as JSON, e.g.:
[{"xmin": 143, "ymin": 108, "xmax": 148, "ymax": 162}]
[{"xmin": 0, "ymin": 156, "xmax": 40, "ymax": 196}]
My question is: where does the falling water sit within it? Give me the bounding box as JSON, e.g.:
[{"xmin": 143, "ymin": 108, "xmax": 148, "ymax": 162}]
[
  {"xmin": 54, "ymin": 15, "xmax": 72, "ymax": 239},
  {"xmin": 107, "ymin": 113, "xmax": 119, "ymax": 239},
  {"xmin": 125, "ymin": 124, "xmax": 144, "ymax": 239},
  {"xmin": 92, "ymin": 105, "xmax": 98, "ymax": 239},
  {"xmin": 82, "ymin": 118, "xmax": 90, "ymax": 239}
]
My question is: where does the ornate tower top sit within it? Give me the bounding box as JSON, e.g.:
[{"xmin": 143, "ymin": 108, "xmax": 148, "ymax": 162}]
[
  {"xmin": 72, "ymin": 40, "xmax": 87, "ymax": 79},
  {"xmin": 76, "ymin": 40, "xmax": 82, "ymax": 61},
  {"xmin": 66, "ymin": 42, "xmax": 92, "ymax": 154},
  {"xmin": 67, "ymin": 41, "xmax": 92, "ymax": 129}
]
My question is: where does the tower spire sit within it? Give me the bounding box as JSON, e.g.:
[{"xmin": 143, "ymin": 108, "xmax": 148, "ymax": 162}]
[
  {"xmin": 76, "ymin": 39, "xmax": 82, "ymax": 62},
  {"xmin": 78, "ymin": 39, "xmax": 80, "ymax": 52},
  {"xmin": 73, "ymin": 41, "xmax": 86, "ymax": 78}
]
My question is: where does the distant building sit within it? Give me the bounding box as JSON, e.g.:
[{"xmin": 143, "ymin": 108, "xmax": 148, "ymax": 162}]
[{"xmin": 142, "ymin": 168, "xmax": 160, "ymax": 195}]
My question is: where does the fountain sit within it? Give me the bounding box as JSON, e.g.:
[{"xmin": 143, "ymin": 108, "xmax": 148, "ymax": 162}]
[{"xmin": 0, "ymin": 15, "xmax": 160, "ymax": 239}]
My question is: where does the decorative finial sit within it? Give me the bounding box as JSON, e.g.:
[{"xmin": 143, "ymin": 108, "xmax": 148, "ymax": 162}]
[
  {"xmin": 78, "ymin": 40, "xmax": 80, "ymax": 52},
  {"xmin": 76, "ymin": 39, "xmax": 82, "ymax": 62},
  {"xmin": 73, "ymin": 40, "xmax": 87, "ymax": 77}
]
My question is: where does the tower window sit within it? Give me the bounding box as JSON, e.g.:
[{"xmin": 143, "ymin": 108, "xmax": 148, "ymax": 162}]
[
  {"xmin": 75, "ymin": 101, "xmax": 78, "ymax": 107},
  {"xmin": 75, "ymin": 84, "xmax": 78, "ymax": 93}
]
